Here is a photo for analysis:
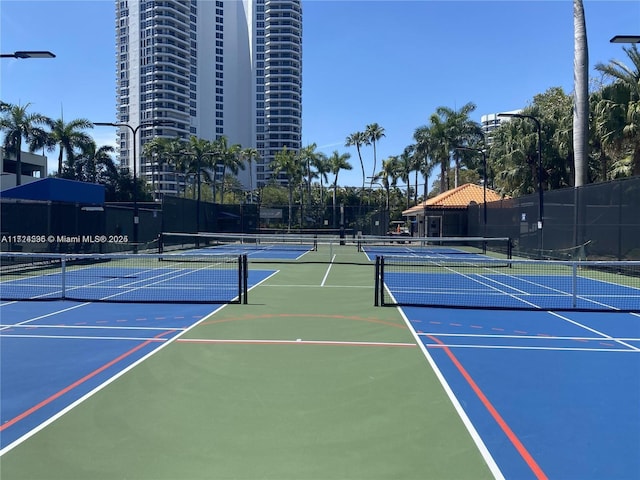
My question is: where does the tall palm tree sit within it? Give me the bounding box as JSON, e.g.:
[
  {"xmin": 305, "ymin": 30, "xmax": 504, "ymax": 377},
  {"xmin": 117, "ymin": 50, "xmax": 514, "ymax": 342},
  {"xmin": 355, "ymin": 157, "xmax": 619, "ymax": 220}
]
[
  {"xmin": 374, "ymin": 156, "xmax": 399, "ymax": 211},
  {"xmin": 328, "ymin": 150, "xmax": 352, "ymax": 228},
  {"xmin": 184, "ymin": 136, "xmax": 218, "ymax": 202},
  {"xmin": 345, "ymin": 131, "xmax": 368, "ymax": 194},
  {"xmin": 595, "ymin": 44, "xmax": 640, "ymax": 175},
  {"xmin": 46, "ymin": 117, "xmax": 93, "ymax": 178},
  {"xmin": 75, "ymin": 140, "xmax": 117, "ymax": 184},
  {"xmin": 219, "ymin": 141, "xmax": 244, "ymax": 202},
  {"xmin": 422, "ymin": 113, "xmax": 451, "ymax": 194},
  {"xmin": 413, "ymin": 125, "xmax": 437, "ymax": 199},
  {"xmin": 573, "ymin": 0, "xmax": 589, "ymax": 187},
  {"xmin": 241, "ymin": 147, "xmax": 259, "ymax": 201},
  {"xmin": 271, "ymin": 146, "xmax": 303, "ymax": 231},
  {"xmin": 311, "ymin": 151, "xmax": 330, "ymax": 205},
  {"xmin": 437, "ymin": 102, "xmax": 483, "ymax": 188},
  {"xmin": 298, "ymin": 143, "xmax": 319, "ymax": 214},
  {"xmin": 0, "ymin": 102, "xmax": 50, "ymax": 185},
  {"xmin": 365, "ymin": 123, "xmax": 385, "ymax": 188},
  {"xmin": 396, "ymin": 149, "xmax": 414, "ymax": 209},
  {"xmin": 141, "ymin": 136, "xmax": 179, "ymax": 200}
]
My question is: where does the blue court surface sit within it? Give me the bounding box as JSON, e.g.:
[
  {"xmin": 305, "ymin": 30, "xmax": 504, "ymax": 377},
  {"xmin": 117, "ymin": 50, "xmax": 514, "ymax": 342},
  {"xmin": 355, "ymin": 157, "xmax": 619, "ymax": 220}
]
[
  {"xmin": 0, "ymin": 269, "xmax": 275, "ymax": 452},
  {"xmin": 401, "ymin": 306, "xmax": 640, "ymax": 479}
]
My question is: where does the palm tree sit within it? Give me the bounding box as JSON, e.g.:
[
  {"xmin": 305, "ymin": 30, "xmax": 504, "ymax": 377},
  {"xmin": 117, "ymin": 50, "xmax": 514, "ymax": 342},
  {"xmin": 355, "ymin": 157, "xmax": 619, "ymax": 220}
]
[
  {"xmin": 328, "ymin": 150, "xmax": 352, "ymax": 228},
  {"xmin": 422, "ymin": 113, "xmax": 451, "ymax": 194},
  {"xmin": 413, "ymin": 125, "xmax": 437, "ymax": 199},
  {"xmin": 271, "ymin": 146, "xmax": 303, "ymax": 231},
  {"xmin": 311, "ymin": 151, "xmax": 330, "ymax": 205},
  {"xmin": 345, "ymin": 131, "xmax": 368, "ymax": 194},
  {"xmin": 241, "ymin": 147, "xmax": 259, "ymax": 201},
  {"xmin": 75, "ymin": 140, "xmax": 116, "ymax": 184},
  {"xmin": 0, "ymin": 102, "xmax": 50, "ymax": 185},
  {"xmin": 46, "ymin": 117, "xmax": 93, "ymax": 178},
  {"xmin": 297, "ymin": 143, "xmax": 319, "ymax": 215},
  {"xmin": 365, "ymin": 123, "xmax": 385, "ymax": 188},
  {"xmin": 437, "ymin": 102, "xmax": 483, "ymax": 188},
  {"xmin": 573, "ymin": 0, "xmax": 589, "ymax": 187},
  {"xmin": 396, "ymin": 149, "xmax": 415, "ymax": 209},
  {"xmin": 141, "ymin": 136, "xmax": 178, "ymax": 200},
  {"xmin": 184, "ymin": 136, "xmax": 219, "ymax": 202},
  {"xmin": 219, "ymin": 140, "xmax": 244, "ymax": 202},
  {"xmin": 374, "ymin": 156, "xmax": 399, "ymax": 211},
  {"xmin": 595, "ymin": 44, "xmax": 640, "ymax": 176}
]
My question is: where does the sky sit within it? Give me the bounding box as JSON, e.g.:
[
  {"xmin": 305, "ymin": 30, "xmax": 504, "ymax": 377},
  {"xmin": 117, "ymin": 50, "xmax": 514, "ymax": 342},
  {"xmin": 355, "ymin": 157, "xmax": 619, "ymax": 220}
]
[{"xmin": 1, "ymin": 0, "xmax": 639, "ymax": 189}]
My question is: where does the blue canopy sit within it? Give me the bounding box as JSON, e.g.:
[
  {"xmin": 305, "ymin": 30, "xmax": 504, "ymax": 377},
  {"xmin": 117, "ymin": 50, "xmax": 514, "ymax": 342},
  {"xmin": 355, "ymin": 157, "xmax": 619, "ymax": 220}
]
[{"xmin": 0, "ymin": 178, "xmax": 105, "ymax": 204}]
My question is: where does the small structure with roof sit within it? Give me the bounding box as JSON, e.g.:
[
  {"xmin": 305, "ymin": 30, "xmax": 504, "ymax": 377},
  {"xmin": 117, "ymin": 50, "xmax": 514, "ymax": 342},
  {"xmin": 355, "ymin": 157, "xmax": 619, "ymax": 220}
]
[{"xmin": 402, "ymin": 183, "xmax": 503, "ymax": 237}]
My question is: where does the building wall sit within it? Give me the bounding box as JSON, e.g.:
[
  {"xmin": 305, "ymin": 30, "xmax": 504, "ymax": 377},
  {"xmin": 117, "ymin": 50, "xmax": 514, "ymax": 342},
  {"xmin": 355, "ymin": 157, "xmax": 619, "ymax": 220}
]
[
  {"xmin": 0, "ymin": 148, "xmax": 47, "ymax": 190},
  {"xmin": 113, "ymin": 0, "xmax": 302, "ymax": 198}
]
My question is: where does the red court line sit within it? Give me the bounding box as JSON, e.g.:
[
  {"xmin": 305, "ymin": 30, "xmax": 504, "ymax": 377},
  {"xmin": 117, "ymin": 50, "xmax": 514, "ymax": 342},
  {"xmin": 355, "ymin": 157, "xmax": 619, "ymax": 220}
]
[
  {"xmin": 0, "ymin": 330, "xmax": 175, "ymax": 432},
  {"xmin": 426, "ymin": 334, "xmax": 548, "ymax": 480}
]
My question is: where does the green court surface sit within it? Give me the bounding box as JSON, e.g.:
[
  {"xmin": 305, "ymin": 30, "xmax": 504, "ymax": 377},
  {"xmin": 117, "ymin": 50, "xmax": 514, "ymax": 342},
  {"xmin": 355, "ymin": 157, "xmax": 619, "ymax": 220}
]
[{"xmin": 1, "ymin": 244, "xmax": 494, "ymax": 480}]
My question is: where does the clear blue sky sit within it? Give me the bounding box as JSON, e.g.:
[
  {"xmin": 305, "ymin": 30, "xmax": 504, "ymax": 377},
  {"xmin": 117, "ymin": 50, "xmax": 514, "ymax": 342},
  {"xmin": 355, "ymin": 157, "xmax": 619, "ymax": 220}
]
[{"xmin": 1, "ymin": 0, "xmax": 639, "ymax": 189}]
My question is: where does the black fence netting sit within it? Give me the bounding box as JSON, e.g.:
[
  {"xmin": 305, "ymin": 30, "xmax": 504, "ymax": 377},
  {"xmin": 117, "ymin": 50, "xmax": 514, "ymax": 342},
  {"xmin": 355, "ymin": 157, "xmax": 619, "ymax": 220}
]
[
  {"xmin": 469, "ymin": 176, "xmax": 640, "ymax": 260},
  {"xmin": 2, "ymin": 177, "xmax": 637, "ymax": 260}
]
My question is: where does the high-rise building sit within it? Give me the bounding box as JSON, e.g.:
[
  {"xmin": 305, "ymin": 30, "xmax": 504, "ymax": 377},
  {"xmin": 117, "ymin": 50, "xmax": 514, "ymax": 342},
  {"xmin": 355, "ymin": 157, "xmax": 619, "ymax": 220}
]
[
  {"xmin": 114, "ymin": 0, "xmax": 302, "ymax": 199},
  {"xmin": 480, "ymin": 109, "xmax": 522, "ymax": 145}
]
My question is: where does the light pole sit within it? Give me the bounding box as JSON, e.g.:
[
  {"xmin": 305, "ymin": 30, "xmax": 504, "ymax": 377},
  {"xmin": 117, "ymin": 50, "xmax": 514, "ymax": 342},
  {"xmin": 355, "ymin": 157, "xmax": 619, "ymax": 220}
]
[
  {"xmin": 454, "ymin": 146, "xmax": 488, "ymax": 237},
  {"xmin": 0, "ymin": 51, "xmax": 55, "ymax": 59},
  {"xmin": 498, "ymin": 112, "xmax": 544, "ymax": 256},
  {"xmin": 610, "ymin": 35, "xmax": 640, "ymax": 43},
  {"xmin": 94, "ymin": 120, "xmax": 173, "ymax": 251}
]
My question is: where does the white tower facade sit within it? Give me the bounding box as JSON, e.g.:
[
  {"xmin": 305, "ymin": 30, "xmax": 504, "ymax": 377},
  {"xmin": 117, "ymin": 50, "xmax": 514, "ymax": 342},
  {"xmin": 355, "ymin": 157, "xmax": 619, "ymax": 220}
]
[{"xmin": 114, "ymin": 0, "xmax": 302, "ymax": 198}]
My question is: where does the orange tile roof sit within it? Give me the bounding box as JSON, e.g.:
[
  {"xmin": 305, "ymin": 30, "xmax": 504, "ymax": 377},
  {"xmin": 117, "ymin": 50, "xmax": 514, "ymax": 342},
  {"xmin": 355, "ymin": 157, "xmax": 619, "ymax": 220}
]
[{"xmin": 402, "ymin": 183, "xmax": 503, "ymax": 215}]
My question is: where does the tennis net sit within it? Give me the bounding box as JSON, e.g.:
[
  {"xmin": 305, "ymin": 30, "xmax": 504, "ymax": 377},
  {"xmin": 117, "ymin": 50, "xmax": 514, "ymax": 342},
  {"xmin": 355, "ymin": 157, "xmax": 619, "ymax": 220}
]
[
  {"xmin": 159, "ymin": 232, "xmax": 318, "ymax": 255},
  {"xmin": 0, "ymin": 252, "xmax": 248, "ymax": 304},
  {"xmin": 358, "ymin": 236, "xmax": 512, "ymax": 259},
  {"xmin": 375, "ymin": 256, "xmax": 640, "ymax": 311}
]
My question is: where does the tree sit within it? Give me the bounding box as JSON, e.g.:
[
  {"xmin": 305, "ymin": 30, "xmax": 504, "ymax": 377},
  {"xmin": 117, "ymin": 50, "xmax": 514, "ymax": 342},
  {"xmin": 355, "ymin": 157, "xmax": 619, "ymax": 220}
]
[
  {"xmin": 311, "ymin": 151, "xmax": 330, "ymax": 205},
  {"xmin": 271, "ymin": 146, "xmax": 303, "ymax": 231},
  {"xmin": 374, "ymin": 155, "xmax": 399, "ymax": 211},
  {"xmin": 217, "ymin": 138, "xmax": 243, "ymax": 203},
  {"xmin": 75, "ymin": 140, "xmax": 116, "ymax": 184},
  {"xmin": 142, "ymin": 136, "xmax": 183, "ymax": 201},
  {"xmin": 365, "ymin": 123, "xmax": 385, "ymax": 188},
  {"xmin": 297, "ymin": 143, "xmax": 320, "ymax": 216},
  {"xmin": 46, "ymin": 117, "xmax": 93, "ymax": 178},
  {"xmin": 573, "ymin": 0, "xmax": 589, "ymax": 187},
  {"xmin": 328, "ymin": 150, "xmax": 352, "ymax": 228},
  {"xmin": 437, "ymin": 102, "xmax": 483, "ymax": 188},
  {"xmin": 345, "ymin": 131, "xmax": 368, "ymax": 195},
  {"xmin": 595, "ymin": 44, "xmax": 640, "ymax": 176},
  {"xmin": 241, "ymin": 147, "xmax": 259, "ymax": 201},
  {"xmin": 0, "ymin": 102, "xmax": 50, "ymax": 185},
  {"xmin": 412, "ymin": 125, "xmax": 437, "ymax": 199}
]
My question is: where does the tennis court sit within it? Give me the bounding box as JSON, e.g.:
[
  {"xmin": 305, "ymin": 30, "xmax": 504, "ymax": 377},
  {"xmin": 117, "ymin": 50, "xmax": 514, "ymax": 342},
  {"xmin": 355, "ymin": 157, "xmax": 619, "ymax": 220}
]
[{"xmin": 1, "ymin": 239, "xmax": 639, "ymax": 479}]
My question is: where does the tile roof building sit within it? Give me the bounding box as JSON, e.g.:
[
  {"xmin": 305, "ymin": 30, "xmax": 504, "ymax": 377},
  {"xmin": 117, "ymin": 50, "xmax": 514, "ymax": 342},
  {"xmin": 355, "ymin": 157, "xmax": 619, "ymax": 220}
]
[{"xmin": 402, "ymin": 183, "xmax": 504, "ymax": 237}]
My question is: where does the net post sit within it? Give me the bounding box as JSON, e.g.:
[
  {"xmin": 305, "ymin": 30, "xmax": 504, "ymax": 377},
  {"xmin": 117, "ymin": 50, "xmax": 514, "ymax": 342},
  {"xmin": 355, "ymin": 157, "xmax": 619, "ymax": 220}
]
[
  {"xmin": 374, "ymin": 256, "xmax": 380, "ymax": 306},
  {"xmin": 379, "ymin": 256, "xmax": 385, "ymax": 306},
  {"xmin": 243, "ymin": 254, "xmax": 248, "ymax": 304},
  {"xmin": 572, "ymin": 261, "xmax": 578, "ymax": 308},
  {"xmin": 61, "ymin": 256, "xmax": 66, "ymax": 300},
  {"xmin": 158, "ymin": 233, "xmax": 163, "ymax": 254}
]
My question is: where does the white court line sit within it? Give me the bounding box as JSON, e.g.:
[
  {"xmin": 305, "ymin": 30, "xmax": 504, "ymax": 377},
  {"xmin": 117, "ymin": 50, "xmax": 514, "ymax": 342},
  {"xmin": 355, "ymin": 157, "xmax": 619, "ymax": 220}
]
[
  {"xmin": 423, "ymin": 343, "xmax": 639, "ymax": 353},
  {"xmin": 0, "ymin": 334, "xmax": 171, "ymax": 341},
  {"xmin": 417, "ymin": 332, "xmax": 640, "ymax": 342},
  {"xmin": 320, "ymin": 254, "xmax": 336, "ymax": 286},
  {"xmin": 395, "ymin": 306, "xmax": 505, "ymax": 479},
  {"xmin": 0, "ymin": 324, "xmax": 186, "ymax": 331}
]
